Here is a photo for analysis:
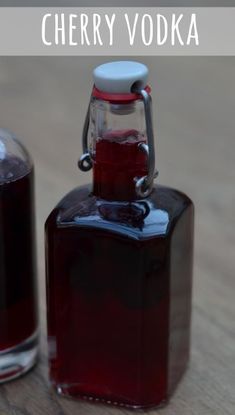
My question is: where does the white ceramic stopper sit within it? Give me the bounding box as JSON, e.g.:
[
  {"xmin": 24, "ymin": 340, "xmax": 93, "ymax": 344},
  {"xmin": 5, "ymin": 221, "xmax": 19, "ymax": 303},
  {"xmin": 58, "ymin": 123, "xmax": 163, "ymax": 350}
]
[{"xmin": 93, "ymin": 61, "xmax": 149, "ymax": 94}]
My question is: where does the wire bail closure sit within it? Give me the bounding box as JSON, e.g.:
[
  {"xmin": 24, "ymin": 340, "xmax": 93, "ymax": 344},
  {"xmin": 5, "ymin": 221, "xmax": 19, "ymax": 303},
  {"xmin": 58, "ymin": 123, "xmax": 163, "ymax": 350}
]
[
  {"xmin": 77, "ymin": 99, "xmax": 93, "ymax": 172},
  {"xmin": 132, "ymin": 87, "xmax": 158, "ymax": 197},
  {"xmin": 78, "ymin": 88, "xmax": 158, "ymax": 198}
]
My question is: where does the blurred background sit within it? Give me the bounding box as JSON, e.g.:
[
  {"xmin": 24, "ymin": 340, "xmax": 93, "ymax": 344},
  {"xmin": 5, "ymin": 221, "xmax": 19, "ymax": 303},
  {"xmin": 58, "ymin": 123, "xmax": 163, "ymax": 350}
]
[{"xmin": 0, "ymin": 56, "xmax": 234, "ymax": 413}]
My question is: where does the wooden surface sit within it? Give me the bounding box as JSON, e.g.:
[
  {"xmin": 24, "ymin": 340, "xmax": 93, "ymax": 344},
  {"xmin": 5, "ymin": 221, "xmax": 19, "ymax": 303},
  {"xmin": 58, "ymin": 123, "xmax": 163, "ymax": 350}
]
[{"xmin": 0, "ymin": 57, "xmax": 234, "ymax": 415}]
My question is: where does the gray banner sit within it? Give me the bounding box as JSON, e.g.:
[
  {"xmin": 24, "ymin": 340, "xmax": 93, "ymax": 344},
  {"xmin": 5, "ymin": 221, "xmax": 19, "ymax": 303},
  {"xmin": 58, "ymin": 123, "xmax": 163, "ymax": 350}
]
[{"xmin": 0, "ymin": 7, "xmax": 234, "ymax": 55}]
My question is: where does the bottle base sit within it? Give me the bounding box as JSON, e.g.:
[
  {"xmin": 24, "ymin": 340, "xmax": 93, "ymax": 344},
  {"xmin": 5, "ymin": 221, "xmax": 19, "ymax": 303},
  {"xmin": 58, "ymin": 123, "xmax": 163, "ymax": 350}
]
[
  {"xmin": 0, "ymin": 331, "xmax": 38, "ymax": 383},
  {"xmin": 53, "ymin": 383, "xmax": 167, "ymax": 410}
]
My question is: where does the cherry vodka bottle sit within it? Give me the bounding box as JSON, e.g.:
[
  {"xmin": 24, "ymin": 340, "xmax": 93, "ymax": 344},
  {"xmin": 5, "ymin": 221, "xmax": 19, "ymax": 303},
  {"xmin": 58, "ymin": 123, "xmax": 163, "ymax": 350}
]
[
  {"xmin": 45, "ymin": 61, "xmax": 194, "ymax": 409},
  {"xmin": 0, "ymin": 129, "xmax": 38, "ymax": 382}
]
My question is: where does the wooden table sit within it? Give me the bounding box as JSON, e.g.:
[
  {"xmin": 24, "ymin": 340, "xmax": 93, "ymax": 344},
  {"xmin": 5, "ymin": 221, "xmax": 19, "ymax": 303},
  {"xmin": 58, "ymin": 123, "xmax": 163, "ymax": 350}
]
[{"xmin": 0, "ymin": 57, "xmax": 234, "ymax": 415}]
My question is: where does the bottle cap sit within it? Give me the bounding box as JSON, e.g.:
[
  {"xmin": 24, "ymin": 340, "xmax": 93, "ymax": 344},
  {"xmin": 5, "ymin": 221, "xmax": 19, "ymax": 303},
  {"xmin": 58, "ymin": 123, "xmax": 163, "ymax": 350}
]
[{"xmin": 93, "ymin": 61, "xmax": 149, "ymax": 94}]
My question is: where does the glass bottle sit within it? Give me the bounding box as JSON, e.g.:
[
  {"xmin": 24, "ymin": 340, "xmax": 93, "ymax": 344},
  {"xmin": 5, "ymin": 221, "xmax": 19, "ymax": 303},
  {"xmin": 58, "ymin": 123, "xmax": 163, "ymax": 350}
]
[
  {"xmin": 45, "ymin": 61, "xmax": 194, "ymax": 409},
  {"xmin": 0, "ymin": 129, "xmax": 38, "ymax": 382}
]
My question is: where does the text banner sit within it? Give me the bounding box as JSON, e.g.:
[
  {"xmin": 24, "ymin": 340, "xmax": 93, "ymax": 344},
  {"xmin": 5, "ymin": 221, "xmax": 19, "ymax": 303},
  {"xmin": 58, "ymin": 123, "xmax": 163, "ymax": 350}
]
[{"xmin": 0, "ymin": 7, "xmax": 234, "ymax": 55}]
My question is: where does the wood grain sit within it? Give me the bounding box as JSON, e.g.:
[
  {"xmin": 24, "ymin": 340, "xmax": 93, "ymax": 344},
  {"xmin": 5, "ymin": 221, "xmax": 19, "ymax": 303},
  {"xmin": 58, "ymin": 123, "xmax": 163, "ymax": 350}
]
[{"xmin": 0, "ymin": 57, "xmax": 234, "ymax": 415}]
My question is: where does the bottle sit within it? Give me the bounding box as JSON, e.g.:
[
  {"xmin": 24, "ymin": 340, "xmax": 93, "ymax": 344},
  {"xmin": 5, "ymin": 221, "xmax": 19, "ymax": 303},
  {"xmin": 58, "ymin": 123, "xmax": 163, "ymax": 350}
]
[
  {"xmin": 45, "ymin": 61, "xmax": 194, "ymax": 409},
  {"xmin": 0, "ymin": 129, "xmax": 38, "ymax": 382}
]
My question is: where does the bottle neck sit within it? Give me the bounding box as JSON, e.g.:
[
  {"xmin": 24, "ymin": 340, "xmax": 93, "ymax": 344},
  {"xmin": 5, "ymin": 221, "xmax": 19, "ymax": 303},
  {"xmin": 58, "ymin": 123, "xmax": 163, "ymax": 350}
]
[
  {"xmin": 89, "ymin": 96, "xmax": 148, "ymax": 201},
  {"xmin": 92, "ymin": 129, "xmax": 148, "ymax": 201}
]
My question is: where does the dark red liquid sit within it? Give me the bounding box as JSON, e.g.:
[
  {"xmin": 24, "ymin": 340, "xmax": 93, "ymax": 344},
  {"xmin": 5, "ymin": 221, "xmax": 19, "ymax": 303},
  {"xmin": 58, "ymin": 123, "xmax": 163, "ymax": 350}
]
[
  {"xmin": 93, "ymin": 129, "xmax": 147, "ymax": 200},
  {"xmin": 0, "ymin": 158, "xmax": 37, "ymax": 350},
  {"xmin": 46, "ymin": 131, "xmax": 194, "ymax": 409}
]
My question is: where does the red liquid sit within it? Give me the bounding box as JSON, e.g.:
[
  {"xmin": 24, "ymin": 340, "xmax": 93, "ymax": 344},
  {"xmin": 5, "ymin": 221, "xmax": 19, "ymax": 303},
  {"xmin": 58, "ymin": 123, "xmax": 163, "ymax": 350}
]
[
  {"xmin": 93, "ymin": 129, "xmax": 147, "ymax": 200},
  {"xmin": 0, "ymin": 158, "xmax": 37, "ymax": 350},
  {"xmin": 46, "ymin": 130, "xmax": 194, "ymax": 408}
]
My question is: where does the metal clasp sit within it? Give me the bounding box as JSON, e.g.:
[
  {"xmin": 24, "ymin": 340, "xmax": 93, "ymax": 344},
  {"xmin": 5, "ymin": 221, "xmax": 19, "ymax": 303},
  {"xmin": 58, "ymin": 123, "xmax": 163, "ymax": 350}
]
[
  {"xmin": 78, "ymin": 89, "xmax": 158, "ymax": 197},
  {"xmin": 132, "ymin": 88, "xmax": 158, "ymax": 197},
  {"xmin": 78, "ymin": 96, "xmax": 93, "ymax": 172}
]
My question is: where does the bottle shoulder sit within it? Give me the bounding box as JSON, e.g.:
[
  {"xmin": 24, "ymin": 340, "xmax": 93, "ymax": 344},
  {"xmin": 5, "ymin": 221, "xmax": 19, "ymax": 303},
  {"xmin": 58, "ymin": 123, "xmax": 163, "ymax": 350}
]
[
  {"xmin": 0, "ymin": 129, "xmax": 33, "ymax": 184},
  {"xmin": 46, "ymin": 184, "xmax": 194, "ymax": 240}
]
